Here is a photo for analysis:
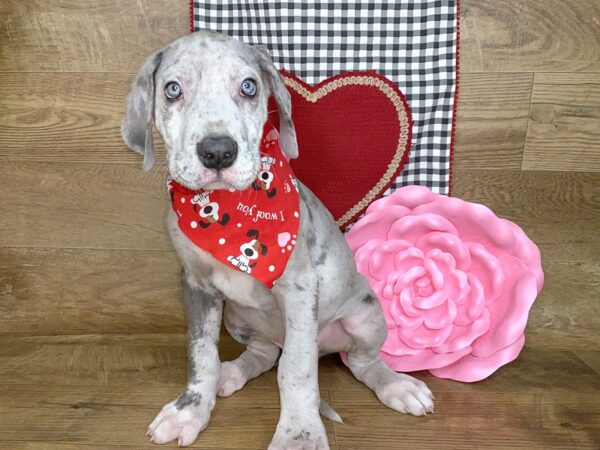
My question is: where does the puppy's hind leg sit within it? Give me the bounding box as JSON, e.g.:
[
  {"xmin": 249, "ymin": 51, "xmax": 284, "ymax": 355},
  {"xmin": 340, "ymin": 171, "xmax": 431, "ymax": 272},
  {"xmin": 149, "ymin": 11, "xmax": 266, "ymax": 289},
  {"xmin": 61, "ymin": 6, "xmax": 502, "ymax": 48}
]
[
  {"xmin": 341, "ymin": 285, "xmax": 435, "ymax": 416},
  {"xmin": 218, "ymin": 335, "xmax": 280, "ymax": 398}
]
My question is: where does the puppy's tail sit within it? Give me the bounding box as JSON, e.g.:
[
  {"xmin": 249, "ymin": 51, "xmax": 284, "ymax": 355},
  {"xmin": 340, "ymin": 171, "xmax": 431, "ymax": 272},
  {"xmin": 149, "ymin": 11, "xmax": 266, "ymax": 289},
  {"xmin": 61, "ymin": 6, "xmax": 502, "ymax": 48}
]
[{"xmin": 319, "ymin": 399, "xmax": 343, "ymax": 423}]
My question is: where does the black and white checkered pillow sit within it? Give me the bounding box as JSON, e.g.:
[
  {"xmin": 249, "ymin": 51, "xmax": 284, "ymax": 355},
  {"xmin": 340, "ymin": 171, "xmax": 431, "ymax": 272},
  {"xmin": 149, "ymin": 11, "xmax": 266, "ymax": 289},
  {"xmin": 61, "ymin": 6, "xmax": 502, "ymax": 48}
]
[{"xmin": 192, "ymin": 1, "xmax": 458, "ymax": 195}]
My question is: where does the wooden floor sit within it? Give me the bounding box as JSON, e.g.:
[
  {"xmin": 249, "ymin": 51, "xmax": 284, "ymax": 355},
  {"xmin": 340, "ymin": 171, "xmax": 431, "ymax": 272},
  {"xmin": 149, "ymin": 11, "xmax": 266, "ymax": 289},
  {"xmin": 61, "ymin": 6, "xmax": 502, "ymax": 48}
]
[{"xmin": 1, "ymin": 1, "xmax": 599, "ymax": 448}]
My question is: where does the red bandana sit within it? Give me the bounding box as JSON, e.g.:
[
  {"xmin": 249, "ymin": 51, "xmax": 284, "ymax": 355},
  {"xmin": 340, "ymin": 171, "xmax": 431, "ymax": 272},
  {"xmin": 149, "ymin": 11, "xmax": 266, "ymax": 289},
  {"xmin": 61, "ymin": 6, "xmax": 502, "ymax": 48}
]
[{"xmin": 168, "ymin": 122, "xmax": 301, "ymax": 288}]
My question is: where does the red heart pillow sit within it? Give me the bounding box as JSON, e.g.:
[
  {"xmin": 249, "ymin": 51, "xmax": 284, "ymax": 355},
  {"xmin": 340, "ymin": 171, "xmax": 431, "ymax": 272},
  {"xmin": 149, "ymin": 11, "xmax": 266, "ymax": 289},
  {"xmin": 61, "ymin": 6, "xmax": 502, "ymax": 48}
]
[{"xmin": 269, "ymin": 71, "xmax": 412, "ymax": 229}]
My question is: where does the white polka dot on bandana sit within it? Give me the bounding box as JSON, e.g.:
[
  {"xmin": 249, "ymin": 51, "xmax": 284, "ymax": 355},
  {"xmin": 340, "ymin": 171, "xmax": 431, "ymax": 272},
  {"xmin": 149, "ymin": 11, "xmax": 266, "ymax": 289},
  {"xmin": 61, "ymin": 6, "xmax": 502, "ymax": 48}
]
[
  {"xmin": 293, "ymin": 211, "xmax": 299, "ymax": 218},
  {"xmin": 180, "ymin": 197, "xmax": 185, "ymax": 203},
  {"xmin": 268, "ymin": 265, "xmax": 275, "ymax": 272},
  {"xmin": 190, "ymin": 221, "xmax": 198, "ymax": 229},
  {"xmin": 237, "ymin": 223, "xmax": 242, "ymax": 228},
  {"xmin": 218, "ymin": 238, "xmax": 226, "ymax": 245}
]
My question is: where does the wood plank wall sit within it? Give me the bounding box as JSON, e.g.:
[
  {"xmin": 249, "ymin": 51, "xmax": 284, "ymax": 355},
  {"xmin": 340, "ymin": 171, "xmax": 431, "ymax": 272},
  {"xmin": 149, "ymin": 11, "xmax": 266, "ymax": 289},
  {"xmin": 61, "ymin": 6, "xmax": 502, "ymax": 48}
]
[{"xmin": 1, "ymin": 0, "xmax": 598, "ymax": 347}]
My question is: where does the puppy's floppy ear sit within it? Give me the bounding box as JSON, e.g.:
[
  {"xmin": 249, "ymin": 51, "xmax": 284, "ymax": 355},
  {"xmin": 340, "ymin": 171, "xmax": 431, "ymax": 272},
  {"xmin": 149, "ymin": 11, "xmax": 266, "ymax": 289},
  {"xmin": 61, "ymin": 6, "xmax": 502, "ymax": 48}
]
[
  {"xmin": 121, "ymin": 50, "xmax": 163, "ymax": 171},
  {"xmin": 260, "ymin": 244, "xmax": 268, "ymax": 256},
  {"xmin": 254, "ymin": 45, "xmax": 299, "ymax": 160}
]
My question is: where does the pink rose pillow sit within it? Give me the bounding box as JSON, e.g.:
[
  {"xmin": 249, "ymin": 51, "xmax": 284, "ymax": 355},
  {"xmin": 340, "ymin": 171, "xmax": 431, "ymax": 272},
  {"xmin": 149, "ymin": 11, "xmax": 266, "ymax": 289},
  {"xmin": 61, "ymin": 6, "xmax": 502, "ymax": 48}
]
[{"xmin": 345, "ymin": 186, "xmax": 544, "ymax": 382}]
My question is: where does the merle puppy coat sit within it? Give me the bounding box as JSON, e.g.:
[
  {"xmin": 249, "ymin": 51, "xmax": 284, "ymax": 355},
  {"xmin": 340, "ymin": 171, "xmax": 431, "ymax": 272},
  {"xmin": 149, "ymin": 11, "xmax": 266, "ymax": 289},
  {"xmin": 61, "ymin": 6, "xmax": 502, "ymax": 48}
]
[{"xmin": 122, "ymin": 31, "xmax": 434, "ymax": 449}]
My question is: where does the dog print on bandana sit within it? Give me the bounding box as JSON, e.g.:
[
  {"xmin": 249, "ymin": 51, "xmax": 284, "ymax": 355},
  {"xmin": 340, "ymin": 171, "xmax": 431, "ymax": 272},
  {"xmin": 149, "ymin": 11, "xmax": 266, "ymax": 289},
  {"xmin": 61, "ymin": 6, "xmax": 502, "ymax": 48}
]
[{"xmin": 168, "ymin": 122, "xmax": 301, "ymax": 288}]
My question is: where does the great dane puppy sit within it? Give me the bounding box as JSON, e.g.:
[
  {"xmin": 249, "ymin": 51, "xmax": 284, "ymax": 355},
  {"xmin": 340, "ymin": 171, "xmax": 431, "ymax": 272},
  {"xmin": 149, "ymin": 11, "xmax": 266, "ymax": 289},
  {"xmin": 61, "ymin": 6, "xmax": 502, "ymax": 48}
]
[{"xmin": 122, "ymin": 30, "xmax": 434, "ymax": 449}]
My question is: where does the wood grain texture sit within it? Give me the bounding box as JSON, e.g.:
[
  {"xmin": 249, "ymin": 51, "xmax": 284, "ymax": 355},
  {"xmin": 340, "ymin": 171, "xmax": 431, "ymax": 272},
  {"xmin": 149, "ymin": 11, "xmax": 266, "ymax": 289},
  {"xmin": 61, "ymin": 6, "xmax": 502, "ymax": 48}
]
[
  {"xmin": 0, "ymin": 73, "xmax": 166, "ymax": 164},
  {"xmin": 316, "ymin": 347, "xmax": 600, "ymax": 396},
  {"xmin": 330, "ymin": 389, "xmax": 600, "ymax": 449},
  {"xmin": 0, "ymin": 162, "xmax": 171, "ymax": 250},
  {"xmin": 3, "ymin": 164, "xmax": 598, "ymax": 258},
  {"xmin": 0, "ymin": 333, "xmax": 352, "ymax": 393},
  {"xmin": 0, "ymin": 384, "xmax": 335, "ymax": 449},
  {"xmin": 465, "ymin": 0, "xmax": 600, "ymax": 72},
  {"xmin": 452, "ymin": 169, "xmax": 600, "ymax": 262},
  {"xmin": 454, "ymin": 73, "xmax": 533, "ymax": 169},
  {"xmin": 0, "ymin": 248, "xmax": 183, "ymax": 335},
  {"xmin": 1, "ymin": 334, "xmax": 599, "ymax": 395},
  {"xmin": 575, "ymin": 351, "xmax": 600, "ymax": 375},
  {"xmin": 523, "ymin": 73, "xmax": 600, "ymax": 172},
  {"xmin": 525, "ymin": 261, "xmax": 600, "ymax": 351},
  {"xmin": 2, "ymin": 249, "xmax": 598, "ymax": 347},
  {"xmin": 0, "ymin": 334, "xmax": 600, "ymax": 449},
  {"xmin": 456, "ymin": 3, "xmax": 483, "ymax": 72},
  {"xmin": 0, "ymin": 0, "xmax": 187, "ymax": 73},
  {"xmin": 0, "ymin": 335, "xmax": 598, "ymax": 449}
]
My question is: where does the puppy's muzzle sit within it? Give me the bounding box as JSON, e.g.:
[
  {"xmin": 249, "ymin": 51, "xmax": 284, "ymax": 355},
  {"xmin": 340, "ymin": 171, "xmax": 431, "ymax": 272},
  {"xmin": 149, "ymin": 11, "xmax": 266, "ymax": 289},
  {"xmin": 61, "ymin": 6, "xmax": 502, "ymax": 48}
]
[{"xmin": 196, "ymin": 135, "xmax": 238, "ymax": 170}]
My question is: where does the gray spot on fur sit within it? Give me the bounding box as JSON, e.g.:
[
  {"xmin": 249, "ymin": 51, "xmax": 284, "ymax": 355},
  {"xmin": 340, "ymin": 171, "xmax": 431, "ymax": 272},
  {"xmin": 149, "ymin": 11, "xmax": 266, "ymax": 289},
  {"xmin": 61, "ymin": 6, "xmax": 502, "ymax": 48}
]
[
  {"xmin": 190, "ymin": 374, "xmax": 205, "ymax": 385},
  {"xmin": 306, "ymin": 231, "xmax": 317, "ymax": 250},
  {"xmin": 237, "ymin": 333, "xmax": 251, "ymax": 344},
  {"xmin": 314, "ymin": 250, "xmax": 327, "ymax": 266},
  {"xmin": 176, "ymin": 390, "xmax": 202, "ymax": 409},
  {"xmin": 292, "ymin": 431, "xmax": 311, "ymax": 441},
  {"xmin": 312, "ymin": 302, "xmax": 318, "ymax": 321},
  {"xmin": 362, "ymin": 294, "xmax": 377, "ymax": 304},
  {"xmin": 224, "ymin": 318, "xmax": 254, "ymax": 345},
  {"xmin": 294, "ymin": 282, "xmax": 306, "ymax": 292}
]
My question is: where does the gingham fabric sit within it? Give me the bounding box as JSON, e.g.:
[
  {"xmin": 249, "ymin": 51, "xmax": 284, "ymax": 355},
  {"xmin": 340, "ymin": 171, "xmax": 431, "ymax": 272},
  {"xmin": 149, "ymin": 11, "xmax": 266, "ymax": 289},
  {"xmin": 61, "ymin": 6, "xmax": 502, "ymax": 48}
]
[{"xmin": 191, "ymin": 0, "xmax": 458, "ymax": 194}]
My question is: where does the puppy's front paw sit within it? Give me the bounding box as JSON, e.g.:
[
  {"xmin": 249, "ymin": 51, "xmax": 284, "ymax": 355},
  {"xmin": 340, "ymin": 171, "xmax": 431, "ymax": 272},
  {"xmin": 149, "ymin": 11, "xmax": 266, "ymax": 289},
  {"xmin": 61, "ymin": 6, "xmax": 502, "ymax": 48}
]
[
  {"xmin": 376, "ymin": 373, "xmax": 434, "ymax": 416},
  {"xmin": 268, "ymin": 417, "xmax": 329, "ymax": 450},
  {"xmin": 147, "ymin": 394, "xmax": 212, "ymax": 447}
]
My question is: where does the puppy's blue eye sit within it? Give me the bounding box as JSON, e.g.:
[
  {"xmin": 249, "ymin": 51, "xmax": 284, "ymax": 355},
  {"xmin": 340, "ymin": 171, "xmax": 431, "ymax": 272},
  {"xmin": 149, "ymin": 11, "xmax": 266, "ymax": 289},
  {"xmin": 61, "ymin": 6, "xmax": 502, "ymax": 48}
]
[
  {"xmin": 240, "ymin": 78, "xmax": 257, "ymax": 97},
  {"xmin": 165, "ymin": 81, "xmax": 182, "ymax": 100}
]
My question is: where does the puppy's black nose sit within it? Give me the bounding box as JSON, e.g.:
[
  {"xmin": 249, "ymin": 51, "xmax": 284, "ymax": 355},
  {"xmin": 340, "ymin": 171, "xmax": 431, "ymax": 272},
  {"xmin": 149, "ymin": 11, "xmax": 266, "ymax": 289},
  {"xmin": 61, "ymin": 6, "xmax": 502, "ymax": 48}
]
[{"xmin": 196, "ymin": 136, "xmax": 238, "ymax": 170}]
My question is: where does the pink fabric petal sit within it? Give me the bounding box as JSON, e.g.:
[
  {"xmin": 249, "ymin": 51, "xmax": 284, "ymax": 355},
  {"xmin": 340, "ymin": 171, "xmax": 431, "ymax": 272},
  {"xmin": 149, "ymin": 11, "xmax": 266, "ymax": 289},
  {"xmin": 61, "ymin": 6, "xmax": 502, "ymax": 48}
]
[
  {"xmin": 399, "ymin": 320, "xmax": 454, "ymax": 349},
  {"xmin": 381, "ymin": 300, "xmax": 398, "ymax": 329},
  {"xmin": 388, "ymin": 213, "xmax": 458, "ymax": 244},
  {"xmin": 393, "ymin": 266, "xmax": 428, "ymax": 293},
  {"xmin": 423, "ymin": 256, "xmax": 445, "ymax": 291},
  {"xmin": 445, "ymin": 270, "xmax": 470, "ymax": 305},
  {"xmin": 425, "ymin": 249, "xmax": 470, "ymax": 305},
  {"xmin": 430, "ymin": 335, "xmax": 525, "ymax": 382},
  {"xmin": 381, "ymin": 328, "xmax": 423, "ymax": 356},
  {"xmin": 416, "ymin": 231, "xmax": 472, "ymax": 271},
  {"xmin": 465, "ymin": 273, "xmax": 486, "ymax": 321},
  {"xmin": 422, "ymin": 298, "xmax": 457, "ymax": 330},
  {"xmin": 342, "ymin": 186, "xmax": 543, "ymax": 382},
  {"xmin": 383, "ymin": 346, "xmax": 473, "ymax": 372},
  {"xmin": 394, "ymin": 247, "xmax": 425, "ymax": 272},
  {"xmin": 413, "ymin": 290, "xmax": 447, "ymax": 310},
  {"xmin": 433, "ymin": 309, "xmax": 491, "ymax": 354},
  {"xmin": 425, "ymin": 248, "xmax": 456, "ymax": 273},
  {"xmin": 415, "ymin": 196, "xmax": 517, "ymax": 252},
  {"xmin": 467, "ymin": 242, "xmax": 505, "ymax": 302},
  {"xmin": 346, "ymin": 205, "xmax": 411, "ymax": 251},
  {"xmin": 471, "ymin": 259, "xmax": 538, "ymax": 358},
  {"xmin": 367, "ymin": 240, "xmax": 413, "ymax": 281},
  {"xmin": 389, "ymin": 293, "xmax": 423, "ymax": 330},
  {"xmin": 502, "ymin": 218, "xmax": 544, "ymax": 291},
  {"xmin": 378, "ymin": 184, "xmax": 438, "ymax": 211}
]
